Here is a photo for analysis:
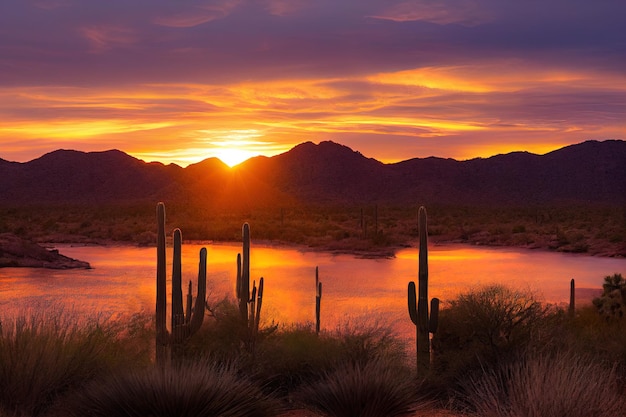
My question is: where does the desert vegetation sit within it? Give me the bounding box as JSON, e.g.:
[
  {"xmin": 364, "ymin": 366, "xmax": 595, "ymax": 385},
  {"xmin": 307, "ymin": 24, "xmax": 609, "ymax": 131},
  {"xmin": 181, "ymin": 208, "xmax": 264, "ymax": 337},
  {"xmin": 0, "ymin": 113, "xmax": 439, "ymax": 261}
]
[
  {"xmin": 1, "ymin": 205, "xmax": 625, "ymax": 416},
  {"xmin": 2, "ymin": 284, "xmax": 626, "ymax": 416},
  {"xmin": 0, "ymin": 202, "xmax": 623, "ymax": 257}
]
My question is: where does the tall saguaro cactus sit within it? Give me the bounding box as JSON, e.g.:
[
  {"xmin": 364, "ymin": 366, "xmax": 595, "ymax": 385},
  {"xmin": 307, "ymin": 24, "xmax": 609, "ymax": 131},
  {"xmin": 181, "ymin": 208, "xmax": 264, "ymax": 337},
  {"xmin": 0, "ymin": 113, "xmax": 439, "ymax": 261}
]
[
  {"xmin": 236, "ymin": 222, "xmax": 265, "ymax": 350},
  {"xmin": 155, "ymin": 202, "xmax": 206, "ymax": 364},
  {"xmin": 408, "ymin": 206, "xmax": 439, "ymax": 376}
]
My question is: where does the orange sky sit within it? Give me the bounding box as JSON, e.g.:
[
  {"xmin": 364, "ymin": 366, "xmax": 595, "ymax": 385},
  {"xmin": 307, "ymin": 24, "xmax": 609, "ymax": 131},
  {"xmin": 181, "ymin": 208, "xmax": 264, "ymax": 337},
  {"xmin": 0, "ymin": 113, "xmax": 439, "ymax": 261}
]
[{"xmin": 1, "ymin": 1, "xmax": 625, "ymax": 167}]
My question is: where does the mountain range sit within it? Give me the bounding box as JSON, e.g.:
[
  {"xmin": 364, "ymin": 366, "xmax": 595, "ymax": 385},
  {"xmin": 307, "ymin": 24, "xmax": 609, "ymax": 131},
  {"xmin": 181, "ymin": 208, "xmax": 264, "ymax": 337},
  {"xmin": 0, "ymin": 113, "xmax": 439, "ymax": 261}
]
[{"xmin": 1, "ymin": 140, "xmax": 624, "ymax": 207}]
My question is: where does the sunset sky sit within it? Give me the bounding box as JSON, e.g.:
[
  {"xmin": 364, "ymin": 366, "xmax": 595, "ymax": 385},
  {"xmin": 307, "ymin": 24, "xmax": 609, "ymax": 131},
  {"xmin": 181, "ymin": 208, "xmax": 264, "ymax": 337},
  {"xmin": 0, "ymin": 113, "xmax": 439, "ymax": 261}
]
[{"xmin": 1, "ymin": 0, "xmax": 624, "ymax": 167}]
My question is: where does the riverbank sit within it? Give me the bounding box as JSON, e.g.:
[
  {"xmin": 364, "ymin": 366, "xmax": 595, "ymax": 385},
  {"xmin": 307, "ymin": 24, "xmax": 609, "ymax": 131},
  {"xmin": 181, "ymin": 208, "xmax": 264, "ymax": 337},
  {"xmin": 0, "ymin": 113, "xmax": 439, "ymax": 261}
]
[
  {"xmin": 0, "ymin": 233, "xmax": 90, "ymax": 269},
  {"xmin": 2, "ymin": 203, "xmax": 624, "ymax": 259},
  {"xmin": 25, "ymin": 229, "xmax": 626, "ymax": 260}
]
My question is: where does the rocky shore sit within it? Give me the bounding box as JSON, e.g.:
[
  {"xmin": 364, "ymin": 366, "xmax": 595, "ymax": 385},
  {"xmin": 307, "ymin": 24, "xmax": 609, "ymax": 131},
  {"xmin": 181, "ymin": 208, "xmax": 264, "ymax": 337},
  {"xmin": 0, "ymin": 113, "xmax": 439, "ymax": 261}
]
[{"xmin": 0, "ymin": 233, "xmax": 90, "ymax": 269}]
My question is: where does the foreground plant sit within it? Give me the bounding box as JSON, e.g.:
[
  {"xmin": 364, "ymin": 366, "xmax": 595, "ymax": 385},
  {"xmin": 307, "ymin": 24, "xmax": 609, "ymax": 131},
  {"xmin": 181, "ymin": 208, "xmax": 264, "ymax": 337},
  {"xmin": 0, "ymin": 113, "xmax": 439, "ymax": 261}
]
[
  {"xmin": 156, "ymin": 202, "xmax": 206, "ymax": 363},
  {"xmin": 0, "ymin": 308, "xmax": 145, "ymax": 417},
  {"xmin": 298, "ymin": 358, "xmax": 427, "ymax": 417},
  {"xmin": 408, "ymin": 206, "xmax": 439, "ymax": 376},
  {"xmin": 65, "ymin": 360, "xmax": 279, "ymax": 417},
  {"xmin": 463, "ymin": 351, "xmax": 625, "ymax": 417}
]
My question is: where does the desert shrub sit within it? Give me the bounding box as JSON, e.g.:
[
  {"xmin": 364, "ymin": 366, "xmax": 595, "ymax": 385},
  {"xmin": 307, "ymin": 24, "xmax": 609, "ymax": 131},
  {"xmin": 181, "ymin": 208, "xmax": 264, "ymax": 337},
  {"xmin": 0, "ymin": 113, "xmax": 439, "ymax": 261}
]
[
  {"xmin": 297, "ymin": 358, "xmax": 427, "ymax": 417},
  {"xmin": 0, "ymin": 308, "xmax": 149, "ymax": 416},
  {"xmin": 556, "ymin": 304, "xmax": 626, "ymax": 375},
  {"xmin": 63, "ymin": 360, "xmax": 279, "ymax": 417},
  {"xmin": 182, "ymin": 298, "xmax": 277, "ymax": 363},
  {"xmin": 593, "ymin": 273, "xmax": 626, "ymax": 320},
  {"xmin": 251, "ymin": 319, "xmax": 407, "ymax": 398},
  {"xmin": 462, "ymin": 351, "xmax": 625, "ymax": 417},
  {"xmin": 432, "ymin": 285, "xmax": 545, "ymax": 385},
  {"xmin": 252, "ymin": 325, "xmax": 342, "ymax": 395}
]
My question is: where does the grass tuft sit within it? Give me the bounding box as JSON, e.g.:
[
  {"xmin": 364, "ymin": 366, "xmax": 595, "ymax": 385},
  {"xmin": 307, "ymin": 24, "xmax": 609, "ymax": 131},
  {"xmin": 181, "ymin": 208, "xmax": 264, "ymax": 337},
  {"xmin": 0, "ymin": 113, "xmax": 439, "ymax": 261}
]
[
  {"xmin": 463, "ymin": 351, "xmax": 625, "ymax": 417},
  {"xmin": 297, "ymin": 358, "xmax": 428, "ymax": 417},
  {"xmin": 0, "ymin": 307, "xmax": 149, "ymax": 416},
  {"xmin": 65, "ymin": 360, "xmax": 279, "ymax": 417}
]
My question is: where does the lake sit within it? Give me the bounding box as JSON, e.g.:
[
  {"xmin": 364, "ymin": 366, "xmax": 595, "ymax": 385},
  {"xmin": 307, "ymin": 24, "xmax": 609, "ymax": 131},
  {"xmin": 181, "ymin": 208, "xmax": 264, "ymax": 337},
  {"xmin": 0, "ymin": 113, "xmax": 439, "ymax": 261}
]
[{"xmin": 0, "ymin": 243, "xmax": 624, "ymax": 341}]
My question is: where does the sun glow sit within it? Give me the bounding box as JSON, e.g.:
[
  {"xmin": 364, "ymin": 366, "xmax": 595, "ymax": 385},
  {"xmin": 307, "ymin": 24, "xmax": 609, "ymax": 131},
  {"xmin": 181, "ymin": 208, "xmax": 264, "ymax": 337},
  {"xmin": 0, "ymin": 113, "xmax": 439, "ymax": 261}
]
[
  {"xmin": 199, "ymin": 130, "xmax": 268, "ymax": 167},
  {"xmin": 214, "ymin": 146, "xmax": 257, "ymax": 167}
]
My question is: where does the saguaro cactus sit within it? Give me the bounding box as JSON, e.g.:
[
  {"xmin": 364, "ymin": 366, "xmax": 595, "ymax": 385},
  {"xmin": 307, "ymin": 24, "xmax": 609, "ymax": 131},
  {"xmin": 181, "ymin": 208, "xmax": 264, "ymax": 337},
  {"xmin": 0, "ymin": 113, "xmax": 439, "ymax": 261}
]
[
  {"xmin": 155, "ymin": 202, "xmax": 206, "ymax": 363},
  {"xmin": 236, "ymin": 222, "xmax": 265, "ymax": 350},
  {"xmin": 408, "ymin": 206, "xmax": 439, "ymax": 376},
  {"xmin": 315, "ymin": 266, "xmax": 322, "ymax": 334}
]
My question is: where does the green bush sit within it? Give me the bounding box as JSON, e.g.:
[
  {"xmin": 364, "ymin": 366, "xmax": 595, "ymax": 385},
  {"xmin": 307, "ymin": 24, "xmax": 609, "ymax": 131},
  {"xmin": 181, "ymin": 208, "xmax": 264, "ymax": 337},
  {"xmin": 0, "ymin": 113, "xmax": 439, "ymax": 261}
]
[
  {"xmin": 593, "ymin": 273, "xmax": 626, "ymax": 320},
  {"xmin": 432, "ymin": 285, "xmax": 545, "ymax": 385},
  {"xmin": 462, "ymin": 351, "xmax": 625, "ymax": 417},
  {"xmin": 64, "ymin": 361, "xmax": 279, "ymax": 417}
]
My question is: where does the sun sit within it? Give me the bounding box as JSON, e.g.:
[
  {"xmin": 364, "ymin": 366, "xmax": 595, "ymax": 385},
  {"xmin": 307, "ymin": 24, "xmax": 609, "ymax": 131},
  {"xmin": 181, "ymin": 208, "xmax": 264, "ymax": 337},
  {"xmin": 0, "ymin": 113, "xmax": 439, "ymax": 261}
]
[
  {"xmin": 214, "ymin": 146, "xmax": 256, "ymax": 167},
  {"xmin": 205, "ymin": 131, "xmax": 265, "ymax": 167}
]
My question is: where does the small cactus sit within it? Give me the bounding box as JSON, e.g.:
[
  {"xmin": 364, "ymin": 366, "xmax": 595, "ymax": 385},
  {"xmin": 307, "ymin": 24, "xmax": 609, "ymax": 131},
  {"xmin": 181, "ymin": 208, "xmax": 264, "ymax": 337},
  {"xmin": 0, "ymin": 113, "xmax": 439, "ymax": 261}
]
[
  {"xmin": 315, "ymin": 266, "xmax": 322, "ymax": 334},
  {"xmin": 569, "ymin": 278, "xmax": 575, "ymax": 317},
  {"xmin": 408, "ymin": 206, "xmax": 439, "ymax": 376}
]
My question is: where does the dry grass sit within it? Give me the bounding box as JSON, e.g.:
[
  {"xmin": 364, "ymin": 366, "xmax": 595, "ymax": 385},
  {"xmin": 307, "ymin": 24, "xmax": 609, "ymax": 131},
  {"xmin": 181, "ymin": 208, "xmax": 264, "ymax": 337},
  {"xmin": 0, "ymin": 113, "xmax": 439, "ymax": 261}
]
[
  {"xmin": 0, "ymin": 307, "xmax": 146, "ymax": 416},
  {"xmin": 463, "ymin": 351, "xmax": 625, "ymax": 417},
  {"xmin": 64, "ymin": 361, "xmax": 279, "ymax": 417},
  {"xmin": 297, "ymin": 358, "xmax": 430, "ymax": 417}
]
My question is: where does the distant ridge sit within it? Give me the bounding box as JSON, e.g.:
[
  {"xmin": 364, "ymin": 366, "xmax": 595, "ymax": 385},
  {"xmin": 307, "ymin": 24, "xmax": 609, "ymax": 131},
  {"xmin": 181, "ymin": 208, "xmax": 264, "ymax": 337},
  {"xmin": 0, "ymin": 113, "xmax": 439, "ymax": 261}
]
[{"xmin": 0, "ymin": 140, "xmax": 624, "ymax": 206}]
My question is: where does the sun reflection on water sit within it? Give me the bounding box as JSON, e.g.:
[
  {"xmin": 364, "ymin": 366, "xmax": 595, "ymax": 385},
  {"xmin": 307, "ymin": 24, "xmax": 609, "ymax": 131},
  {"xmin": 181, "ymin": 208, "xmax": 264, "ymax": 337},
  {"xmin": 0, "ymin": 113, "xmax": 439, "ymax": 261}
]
[{"xmin": 0, "ymin": 243, "xmax": 621, "ymax": 341}]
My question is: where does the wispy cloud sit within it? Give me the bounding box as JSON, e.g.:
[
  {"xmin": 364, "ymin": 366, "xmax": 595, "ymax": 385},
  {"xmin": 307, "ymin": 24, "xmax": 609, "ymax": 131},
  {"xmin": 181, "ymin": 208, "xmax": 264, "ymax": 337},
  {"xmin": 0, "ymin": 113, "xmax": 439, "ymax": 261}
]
[
  {"xmin": 153, "ymin": 1, "xmax": 242, "ymax": 28},
  {"xmin": 370, "ymin": 0, "xmax": 493, "ymax": 26}
]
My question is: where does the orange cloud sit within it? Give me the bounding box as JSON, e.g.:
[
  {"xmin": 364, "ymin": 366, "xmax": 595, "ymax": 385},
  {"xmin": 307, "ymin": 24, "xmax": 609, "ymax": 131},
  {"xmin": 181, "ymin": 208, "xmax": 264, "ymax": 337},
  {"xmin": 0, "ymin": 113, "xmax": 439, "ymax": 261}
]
[{"xmin": 1, "ymin": 59, "xmax": 624, "ymax": 166}]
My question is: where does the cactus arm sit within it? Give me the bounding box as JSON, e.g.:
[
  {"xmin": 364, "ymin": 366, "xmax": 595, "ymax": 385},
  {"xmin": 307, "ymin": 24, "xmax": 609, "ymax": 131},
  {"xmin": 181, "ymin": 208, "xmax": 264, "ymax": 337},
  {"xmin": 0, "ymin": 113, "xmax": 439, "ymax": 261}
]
[
  {"xmin": 249, "ymin": 281, "xmax": 257, "ymax": 331},
  {"xmin": 255, "ymin": 277, "xmax": 264, "ymax": 334},
  {"xmin": 236, "ymin": 253, "xmax": 247, "ymax": 321},
  {"xmin": 408, "ymin": 281, "xmax": 418, "ymax": 325},
  {"xmin": 429, "ymin": 298, "xmax": 439, "ymax": 333},
  {"xmin": 189, "ymin": 247, "xmax": 207, "ymax": 334}
]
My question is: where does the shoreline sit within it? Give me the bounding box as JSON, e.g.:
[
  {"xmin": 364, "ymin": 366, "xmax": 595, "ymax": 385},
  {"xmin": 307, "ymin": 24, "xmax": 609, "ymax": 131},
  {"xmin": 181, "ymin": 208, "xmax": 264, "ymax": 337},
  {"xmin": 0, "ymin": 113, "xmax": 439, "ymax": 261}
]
[{"xmin": 44, "ymin": 234, "xmax": 625, "ymax": 260}]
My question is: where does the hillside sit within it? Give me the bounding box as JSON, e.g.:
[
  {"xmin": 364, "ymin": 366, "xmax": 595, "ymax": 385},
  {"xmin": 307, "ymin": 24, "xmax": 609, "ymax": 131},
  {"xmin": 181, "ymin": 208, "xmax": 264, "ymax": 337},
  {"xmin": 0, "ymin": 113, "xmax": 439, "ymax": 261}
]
[{"xmin": 0, "ymin": 140, "xmax": 623, "ymax": 207}]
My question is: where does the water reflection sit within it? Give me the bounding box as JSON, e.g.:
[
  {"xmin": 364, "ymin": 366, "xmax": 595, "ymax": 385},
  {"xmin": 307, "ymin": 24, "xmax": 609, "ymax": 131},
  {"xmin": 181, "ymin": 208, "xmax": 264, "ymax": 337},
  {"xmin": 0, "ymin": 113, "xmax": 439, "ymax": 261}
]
[{"xmin": 0, "ymin": 243, "xmax": 623, "ymax": 341}]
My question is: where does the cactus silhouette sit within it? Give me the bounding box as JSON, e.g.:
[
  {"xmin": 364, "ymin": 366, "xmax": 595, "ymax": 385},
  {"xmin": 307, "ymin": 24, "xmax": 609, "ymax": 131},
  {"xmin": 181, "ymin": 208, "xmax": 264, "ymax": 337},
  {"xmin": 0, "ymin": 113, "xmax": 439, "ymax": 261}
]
[
  {"xmin": 315, "ymin": 266, "xmax": 322, "ymax": 334},
  {"xmin": 569, "ymin": 278, "xmax": 575, "ymax": 317},
  {"xmin": 408, "ymin": 206, "xmax": 439, "ymax": 376},
  {"xmin": 236, "ymin": 222, "xmax": 265, "ymax": 350},
  {"xmin": 155, "ymin": 202, "xmax": 206, "ymax": 364}
]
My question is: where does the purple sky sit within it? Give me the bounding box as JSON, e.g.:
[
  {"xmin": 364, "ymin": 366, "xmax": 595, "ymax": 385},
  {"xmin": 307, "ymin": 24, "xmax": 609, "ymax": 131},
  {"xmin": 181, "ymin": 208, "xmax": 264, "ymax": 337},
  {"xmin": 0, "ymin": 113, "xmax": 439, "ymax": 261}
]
[{"xmin": 1, "ymin": 0, "xmax": 625, "ymax": 166}]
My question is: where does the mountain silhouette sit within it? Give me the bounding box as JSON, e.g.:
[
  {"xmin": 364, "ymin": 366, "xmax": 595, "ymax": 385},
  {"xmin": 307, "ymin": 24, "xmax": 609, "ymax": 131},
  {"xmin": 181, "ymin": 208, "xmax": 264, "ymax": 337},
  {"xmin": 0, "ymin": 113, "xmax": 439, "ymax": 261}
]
[{"xmin": 0, "ymin": 140, "xmax": 624, "ymax": 207}]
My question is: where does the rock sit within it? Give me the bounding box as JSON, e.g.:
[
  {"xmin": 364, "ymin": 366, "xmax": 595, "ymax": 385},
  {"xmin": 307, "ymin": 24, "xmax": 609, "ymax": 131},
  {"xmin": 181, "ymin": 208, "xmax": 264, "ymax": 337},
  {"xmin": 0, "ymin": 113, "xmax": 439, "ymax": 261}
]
[{"xmin": 0, "ymin": 233, "xmax": 91, "ymax": 269}]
